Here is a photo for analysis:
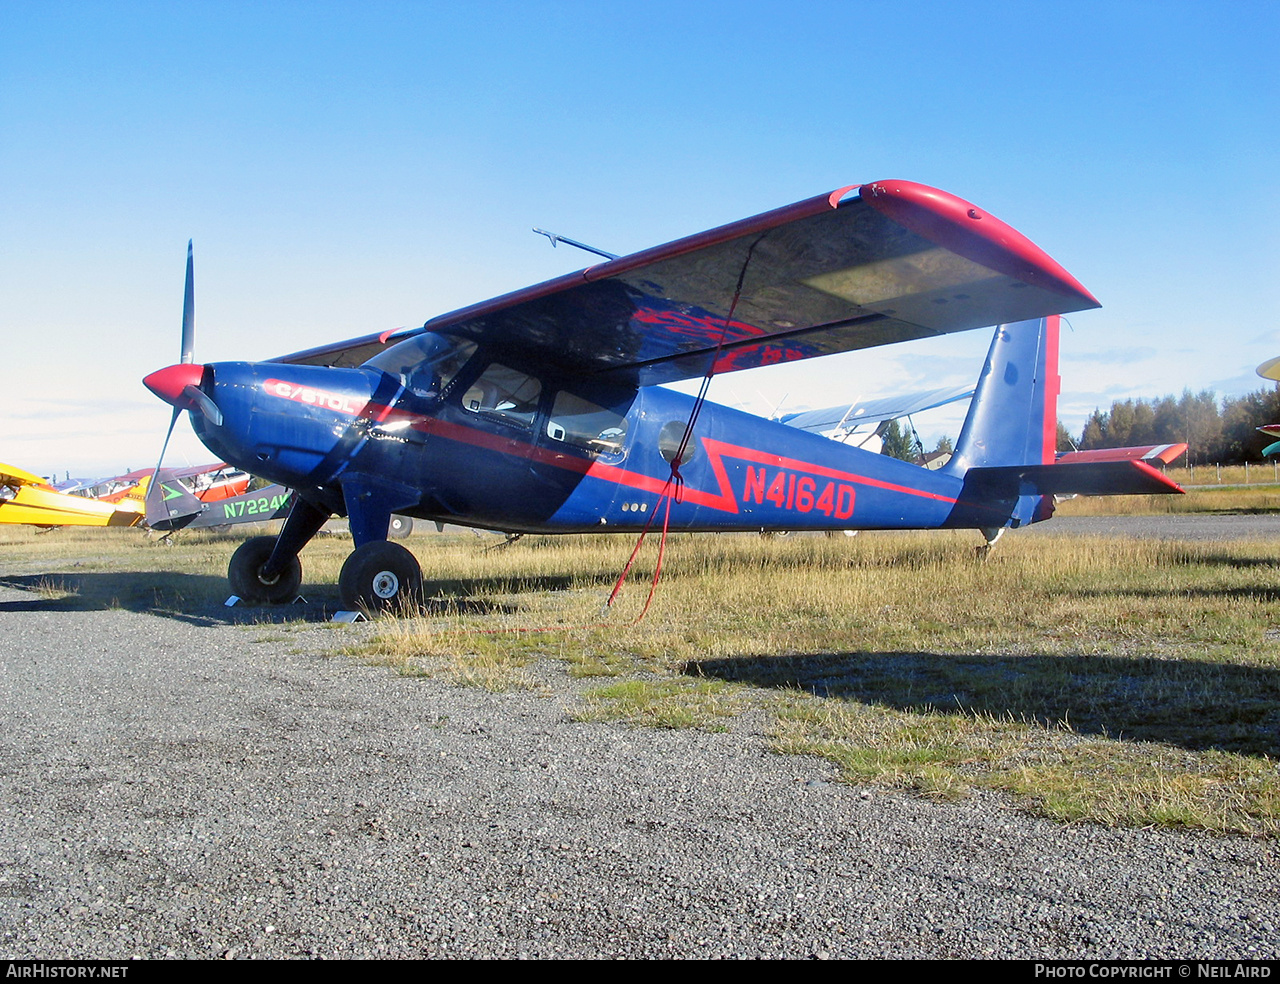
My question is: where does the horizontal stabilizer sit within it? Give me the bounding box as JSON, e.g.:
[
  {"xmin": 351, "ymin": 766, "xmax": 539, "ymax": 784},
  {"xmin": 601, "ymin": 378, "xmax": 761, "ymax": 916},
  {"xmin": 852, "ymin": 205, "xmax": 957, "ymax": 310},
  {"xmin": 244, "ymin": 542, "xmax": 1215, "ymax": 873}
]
[
  {"xmin": 964, "ymin": 460, "xmax": 1185, "ymax": 497},
  {"xmin": 1055, "ymin": 443, "xmax": 1186, "ymax": 466}
]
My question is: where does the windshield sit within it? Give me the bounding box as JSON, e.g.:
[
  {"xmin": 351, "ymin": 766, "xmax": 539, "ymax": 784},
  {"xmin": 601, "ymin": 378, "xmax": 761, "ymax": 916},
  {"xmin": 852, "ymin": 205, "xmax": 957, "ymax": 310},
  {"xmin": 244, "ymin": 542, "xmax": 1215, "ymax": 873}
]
[{"xmin": 364, "ymin": 333, "xmax": 477, "ymax": 400}]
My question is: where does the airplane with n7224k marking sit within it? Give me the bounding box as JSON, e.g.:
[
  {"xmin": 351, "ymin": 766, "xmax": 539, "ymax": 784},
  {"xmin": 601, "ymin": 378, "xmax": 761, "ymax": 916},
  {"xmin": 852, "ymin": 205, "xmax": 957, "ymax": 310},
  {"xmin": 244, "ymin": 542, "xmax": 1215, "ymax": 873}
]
[{"xmin": 143, "ymin": 179, "xmax": 1183, "ymax": 612}]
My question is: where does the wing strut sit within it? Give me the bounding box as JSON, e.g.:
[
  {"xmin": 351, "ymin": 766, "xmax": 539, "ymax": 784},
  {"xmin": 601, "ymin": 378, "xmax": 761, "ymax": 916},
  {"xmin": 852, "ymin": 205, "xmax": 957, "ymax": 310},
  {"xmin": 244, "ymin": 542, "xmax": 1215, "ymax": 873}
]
[{"xmin": 605, "ymin": 234, "xmax": 766, "ymax": 620}]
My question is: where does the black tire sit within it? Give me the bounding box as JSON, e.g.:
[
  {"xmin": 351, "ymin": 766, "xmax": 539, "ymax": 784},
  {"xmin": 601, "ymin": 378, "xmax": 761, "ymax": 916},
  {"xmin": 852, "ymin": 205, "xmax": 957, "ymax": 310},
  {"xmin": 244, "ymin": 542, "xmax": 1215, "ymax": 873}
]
[
  {"xmin": 227, "ymin": 536, "xmax": 302, "ymax": 604},
  {"xmin": 338, "ymin": 541, "xmax": 422, "ymax": 614},
  {"xmin": 388, "ymin": 515, "xmax": 413, "ymax": 539}
]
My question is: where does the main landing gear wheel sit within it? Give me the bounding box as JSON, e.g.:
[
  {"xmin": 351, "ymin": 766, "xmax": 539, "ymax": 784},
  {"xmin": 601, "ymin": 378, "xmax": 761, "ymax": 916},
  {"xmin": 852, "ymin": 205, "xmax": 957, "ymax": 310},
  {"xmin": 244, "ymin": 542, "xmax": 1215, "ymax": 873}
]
[
  {"xmin": 228, "ymin": 536, "xmax": 302, "ymax": 604},
  {"xmin": 388, "ymin": 515, "xmax": 413, "ymax": 539},
  {"xmin": 339, "ymin": 541, "xmax": 422, "ymax": 614}
]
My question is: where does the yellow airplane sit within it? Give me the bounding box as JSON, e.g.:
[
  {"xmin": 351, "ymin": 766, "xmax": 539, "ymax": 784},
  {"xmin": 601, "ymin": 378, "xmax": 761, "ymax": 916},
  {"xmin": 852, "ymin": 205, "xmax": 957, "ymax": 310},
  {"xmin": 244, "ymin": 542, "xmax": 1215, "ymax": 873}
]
[{"xmin": 0, "ymin": 462, "xmax": 145, "ymax": 528}]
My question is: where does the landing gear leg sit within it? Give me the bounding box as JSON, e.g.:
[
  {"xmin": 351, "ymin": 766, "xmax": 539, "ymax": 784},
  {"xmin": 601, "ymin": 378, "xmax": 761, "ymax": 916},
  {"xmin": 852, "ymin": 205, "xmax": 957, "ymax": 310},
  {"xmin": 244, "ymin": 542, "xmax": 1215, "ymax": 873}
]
[
  {"xmin": 338, "ymin": 479, "xmax": 422, "ymax": 613},
  {"xmin": 226, "ymin": 497, "xmax": 330, "ymax": 604},
  {"xmin": 228, "ymin": 537, "xmax": 302, "ymax": 604},
  {"xmin": 339, "ymin": 541, "xmax": 422, "ymax": 613}
]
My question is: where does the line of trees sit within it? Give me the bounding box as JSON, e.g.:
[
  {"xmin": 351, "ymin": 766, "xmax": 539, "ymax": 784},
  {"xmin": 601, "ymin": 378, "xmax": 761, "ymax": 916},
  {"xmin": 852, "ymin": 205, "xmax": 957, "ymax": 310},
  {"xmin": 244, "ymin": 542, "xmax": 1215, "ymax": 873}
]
[{"xmin": 1061, "ymin": 386, "xmax": 1280, "ymax": 464}]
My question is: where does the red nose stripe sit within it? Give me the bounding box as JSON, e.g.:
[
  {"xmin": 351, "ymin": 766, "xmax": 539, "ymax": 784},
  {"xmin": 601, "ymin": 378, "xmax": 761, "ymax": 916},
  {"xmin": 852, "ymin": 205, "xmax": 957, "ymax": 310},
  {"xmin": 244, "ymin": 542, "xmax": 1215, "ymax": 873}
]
[{"xmin": 143, "ymin": 363, "xmax": 206, "ymax": 407}]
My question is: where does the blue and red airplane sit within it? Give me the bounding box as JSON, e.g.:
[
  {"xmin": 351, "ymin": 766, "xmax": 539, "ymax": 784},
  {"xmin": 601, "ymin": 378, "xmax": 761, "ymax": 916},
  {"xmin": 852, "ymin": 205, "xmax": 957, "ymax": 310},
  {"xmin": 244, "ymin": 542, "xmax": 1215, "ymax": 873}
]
[{"xmin": 143, "ymin": 179, "xmax": 1183, "ymax": 612}]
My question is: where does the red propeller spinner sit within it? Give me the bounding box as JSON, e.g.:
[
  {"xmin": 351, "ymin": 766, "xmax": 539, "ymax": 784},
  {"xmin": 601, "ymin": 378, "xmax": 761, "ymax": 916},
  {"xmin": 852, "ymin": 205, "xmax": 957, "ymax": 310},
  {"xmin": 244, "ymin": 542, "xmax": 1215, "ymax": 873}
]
[{"xmin": 143, "ymin": 362, "xmax": 206, "ymax": 409}]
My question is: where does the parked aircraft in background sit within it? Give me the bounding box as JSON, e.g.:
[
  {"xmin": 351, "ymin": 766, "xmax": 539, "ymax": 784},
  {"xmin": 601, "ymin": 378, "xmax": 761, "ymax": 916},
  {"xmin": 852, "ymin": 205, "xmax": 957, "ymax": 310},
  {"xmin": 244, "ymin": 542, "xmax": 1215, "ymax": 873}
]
[
  {"xmin": 144, "ymin": 469, "xmax": 294, "ymax": 535},
  {"xmin": 0, "ymin": 462, "xmax": 145, "ymax": 528},
  {"xmin": 58, "ymin": 463, "xmax": 249, "ymax": 505},
  {"xmin": 1253, "ymin": 360, "xmax": 1280, "ymax": 456},
  {"xmin": 779, "ymin": 385, "xmax": 975, "ymax": 455},
  {"xmin": 144, "ymin": 179, "xmax": 1183, "ymax": 612},
  {"xmin": 144, "ymin": 470, "xmax": 412, "ymax": 539}
]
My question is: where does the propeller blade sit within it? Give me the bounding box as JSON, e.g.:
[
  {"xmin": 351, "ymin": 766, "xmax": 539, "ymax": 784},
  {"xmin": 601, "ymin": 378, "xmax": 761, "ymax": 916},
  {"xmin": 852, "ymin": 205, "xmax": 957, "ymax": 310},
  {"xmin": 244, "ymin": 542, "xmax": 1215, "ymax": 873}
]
[
  {"xmin": 147, "ymin": 407, "xmax": 182, "ymax": 527},
  {"xmin": 180, "ymin": 240, "xmax": 195, "ymax": 365},
  {"xmin": 181, "ymin": 383, "xmax": 223, "ymax": 427},
  {"xmin": 143, "ymin": 241, "xmax": 207, "ymax": 532}
]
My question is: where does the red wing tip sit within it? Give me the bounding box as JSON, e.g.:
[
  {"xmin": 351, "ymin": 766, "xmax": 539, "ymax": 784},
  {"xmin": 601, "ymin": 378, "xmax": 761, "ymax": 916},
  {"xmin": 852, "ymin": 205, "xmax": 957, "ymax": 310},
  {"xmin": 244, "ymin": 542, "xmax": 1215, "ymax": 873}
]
[
  {"xmin": 827, "ymin": 185, "xmax": 859, "ymax": 209},
  {"xmin": 1133, "ymin": 459, "xmax": 1185, "ymax": 494},
  {"xmin": 858, "ymin": 180, "xmax": 1099, "ymax": 307}
]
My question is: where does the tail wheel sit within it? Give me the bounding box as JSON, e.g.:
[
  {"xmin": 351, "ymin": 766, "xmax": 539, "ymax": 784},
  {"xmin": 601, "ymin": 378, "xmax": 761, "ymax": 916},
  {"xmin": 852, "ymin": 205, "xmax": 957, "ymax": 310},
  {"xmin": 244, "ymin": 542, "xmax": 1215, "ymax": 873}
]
[
  {"xmin": 228, "ymin": 535, "xmax": 302, "ymax": 604},
  {"xmin": 388, "ymin": 515, "xmax": 413, "ymax": 539},
  {"xmin": 339, "ymin": 541, "xmax": 422, "ymax": 613}
]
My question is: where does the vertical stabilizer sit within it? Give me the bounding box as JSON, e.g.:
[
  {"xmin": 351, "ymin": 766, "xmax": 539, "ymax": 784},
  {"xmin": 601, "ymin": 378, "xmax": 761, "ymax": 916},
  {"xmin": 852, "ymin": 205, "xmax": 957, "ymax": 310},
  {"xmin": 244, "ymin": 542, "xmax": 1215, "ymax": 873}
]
[
  {"xmin": 144, "ymin": 470, "xmax": 204, "ymax": 530},
  {"xmin": 945, "ymin": 316, "xmax": 1059, "ymax": 473}
]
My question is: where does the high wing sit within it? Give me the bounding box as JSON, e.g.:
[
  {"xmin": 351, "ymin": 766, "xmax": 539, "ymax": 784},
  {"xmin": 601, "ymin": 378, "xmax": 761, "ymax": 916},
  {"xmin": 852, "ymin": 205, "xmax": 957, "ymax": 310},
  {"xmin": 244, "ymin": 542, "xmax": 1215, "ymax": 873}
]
[
  {"xmin": 780, "ymin": 385, "xmax": 975, "ymax": 437},
  {"xmin": 0, "ymin": 462, "xmax": 52, "ymax": 489},
  {"xmin": 274, "ymin": 180, "xmax": 1099, "ymax": 384}
]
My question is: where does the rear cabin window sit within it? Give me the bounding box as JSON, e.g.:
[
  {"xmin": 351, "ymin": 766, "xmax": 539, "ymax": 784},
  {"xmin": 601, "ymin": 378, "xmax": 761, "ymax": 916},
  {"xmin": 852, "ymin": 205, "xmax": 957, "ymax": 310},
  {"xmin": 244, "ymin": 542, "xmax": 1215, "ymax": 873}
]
[
  {"xmin": 546, "ymin": 393, "xmax": 628, "ymax": 456},
  {"xmin": 461, "ymin": 364, "xmax": 542, "ymax": 428}
]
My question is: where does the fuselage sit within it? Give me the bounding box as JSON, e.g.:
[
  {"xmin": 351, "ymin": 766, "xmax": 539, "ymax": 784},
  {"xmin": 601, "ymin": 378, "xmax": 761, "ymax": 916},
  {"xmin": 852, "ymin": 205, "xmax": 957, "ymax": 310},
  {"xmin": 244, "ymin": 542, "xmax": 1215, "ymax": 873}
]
[{"xmin": 181, "ymin": 331, "xmax": 1030, "ymax": 536}]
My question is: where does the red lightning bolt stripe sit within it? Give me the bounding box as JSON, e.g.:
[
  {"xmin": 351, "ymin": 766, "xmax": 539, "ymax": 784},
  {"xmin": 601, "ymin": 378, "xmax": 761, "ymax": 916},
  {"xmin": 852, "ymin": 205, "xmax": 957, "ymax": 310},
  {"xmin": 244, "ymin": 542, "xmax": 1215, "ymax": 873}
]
[{"xmin": 263, "ymin": 386, "xmax": 957, "ymax": 514}]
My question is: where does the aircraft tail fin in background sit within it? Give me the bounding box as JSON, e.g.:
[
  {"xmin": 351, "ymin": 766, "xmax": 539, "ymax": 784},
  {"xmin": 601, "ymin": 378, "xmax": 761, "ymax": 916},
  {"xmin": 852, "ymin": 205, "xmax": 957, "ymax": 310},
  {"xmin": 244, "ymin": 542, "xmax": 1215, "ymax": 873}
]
[
  {"xmin": 144, "ymin": 470, "xmax": 204, "ymax": 531},
  {"xmin": 116, "ymin": 475, "xmax": 150, "ymax": 514}
]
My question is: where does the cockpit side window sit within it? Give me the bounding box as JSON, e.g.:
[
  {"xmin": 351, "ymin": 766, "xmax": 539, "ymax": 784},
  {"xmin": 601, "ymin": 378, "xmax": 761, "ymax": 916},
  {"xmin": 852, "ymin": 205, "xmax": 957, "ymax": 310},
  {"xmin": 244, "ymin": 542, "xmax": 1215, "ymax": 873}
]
[
  {"xmin": 461, "ymin": 363, "xmax": 542, "ymax": 428},
  {"xmin": 546, "ymin": 392, "xmax": 628, "ymax": 457},
  {"xmin": 364, "ymin": 334, "xmax": 478, "ymax": 401}
]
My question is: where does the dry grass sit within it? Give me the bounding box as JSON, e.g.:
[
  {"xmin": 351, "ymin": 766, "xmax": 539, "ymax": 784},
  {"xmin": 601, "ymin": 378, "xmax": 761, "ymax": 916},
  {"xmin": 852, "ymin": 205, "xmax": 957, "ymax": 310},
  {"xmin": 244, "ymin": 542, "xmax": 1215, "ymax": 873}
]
[
  {"xmin": 573, "ymin": 678, "xmax": 741, "ymax": 730},
  {"xmin": 354, "ymin": 530, "xmax": 1280, "ymax": 836},
  {"xmin": 1057, "ymin": 464, "xmax": 1280, "ymax": 517},
  {"xmin": 4, "ymin": 522, "xmax": 1280, "ymax": 834},
  {"xmin": 1169, "ymin": 464, "xmax": 1280, "ymax": 487},
  {"xmin": 1058, "ymin": 485, "xmax": 1280, "ymax": 517}
]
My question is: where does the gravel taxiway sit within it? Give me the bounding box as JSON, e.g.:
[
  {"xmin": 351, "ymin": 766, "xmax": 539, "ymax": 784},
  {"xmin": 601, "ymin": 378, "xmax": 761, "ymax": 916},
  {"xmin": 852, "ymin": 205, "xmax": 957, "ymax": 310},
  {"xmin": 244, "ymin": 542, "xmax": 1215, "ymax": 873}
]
[{"xmin": 2, "ymin": 518, "xmax": 1278, "ymax": 959}]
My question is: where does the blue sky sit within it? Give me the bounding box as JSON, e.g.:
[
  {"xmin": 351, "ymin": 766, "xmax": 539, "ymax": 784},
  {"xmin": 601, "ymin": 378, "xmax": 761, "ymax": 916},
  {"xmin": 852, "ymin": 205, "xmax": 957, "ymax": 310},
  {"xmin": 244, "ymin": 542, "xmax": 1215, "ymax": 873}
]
[{"xmin": 2, "ymin": 0, "xmax": 1277, "ymax": 476}]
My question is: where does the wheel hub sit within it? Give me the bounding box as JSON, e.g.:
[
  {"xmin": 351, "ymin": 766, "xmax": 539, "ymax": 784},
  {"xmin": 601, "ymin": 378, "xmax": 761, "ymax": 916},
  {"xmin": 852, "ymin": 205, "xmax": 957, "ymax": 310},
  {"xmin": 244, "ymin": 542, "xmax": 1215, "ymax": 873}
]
[{"xmin": 371, "ymin": 570, "xmax": 400, "ymax": 599}]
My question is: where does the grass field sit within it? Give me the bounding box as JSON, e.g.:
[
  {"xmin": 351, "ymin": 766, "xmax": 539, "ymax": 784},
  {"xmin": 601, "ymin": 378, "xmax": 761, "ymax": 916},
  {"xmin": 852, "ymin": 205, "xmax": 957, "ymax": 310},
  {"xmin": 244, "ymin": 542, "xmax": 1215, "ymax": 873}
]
[
  {"xmin": 3, "ymin": 516, "xmax": 1279, "ymax": 837},
  {"xmin": 1058, "ymin": 473, "xmax": 1280, "ymax": 516}
]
